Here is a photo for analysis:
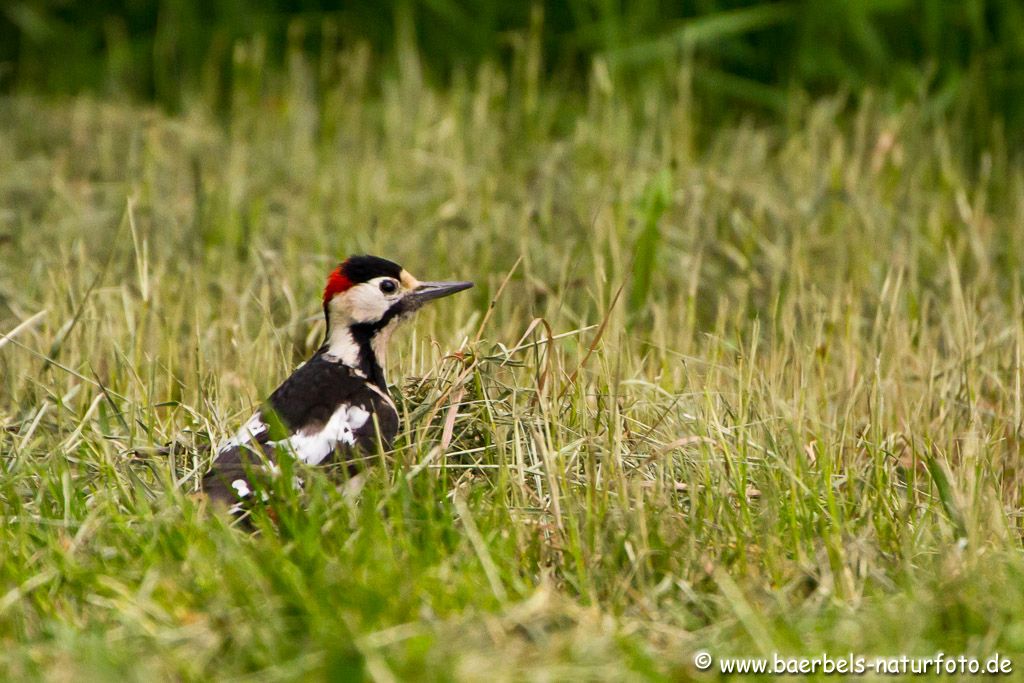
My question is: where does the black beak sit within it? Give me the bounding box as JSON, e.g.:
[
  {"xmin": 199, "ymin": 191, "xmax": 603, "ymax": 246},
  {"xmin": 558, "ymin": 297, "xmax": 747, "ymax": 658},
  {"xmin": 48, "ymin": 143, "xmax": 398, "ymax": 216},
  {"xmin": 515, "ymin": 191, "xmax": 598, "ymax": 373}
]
[{"xmin": 406, "ymin": 281, "xmax": 474, "ymax": 309}]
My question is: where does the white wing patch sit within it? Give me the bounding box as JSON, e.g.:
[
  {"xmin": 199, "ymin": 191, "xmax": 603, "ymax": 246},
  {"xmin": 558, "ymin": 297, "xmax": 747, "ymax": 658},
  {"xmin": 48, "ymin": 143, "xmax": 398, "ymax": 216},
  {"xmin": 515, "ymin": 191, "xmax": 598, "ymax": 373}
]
[
  {"xmin": 220, "ymin": 412, "xmax": 268, "ymax": 453},
  {"xmin": 219, "ymin": 403, "xmax": 369, "ymax": 473},
  {"xmin": 272, "ymin": 404, "xmax": 370, "ymax": 466}
]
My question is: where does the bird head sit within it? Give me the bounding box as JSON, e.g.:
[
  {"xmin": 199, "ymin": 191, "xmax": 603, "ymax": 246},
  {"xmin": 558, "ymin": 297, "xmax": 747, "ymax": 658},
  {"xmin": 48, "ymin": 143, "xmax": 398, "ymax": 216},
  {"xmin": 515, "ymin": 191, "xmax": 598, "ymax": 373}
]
[{"xmin": 321, "ymin": 255, "xmax": 472, "ymax": 369}]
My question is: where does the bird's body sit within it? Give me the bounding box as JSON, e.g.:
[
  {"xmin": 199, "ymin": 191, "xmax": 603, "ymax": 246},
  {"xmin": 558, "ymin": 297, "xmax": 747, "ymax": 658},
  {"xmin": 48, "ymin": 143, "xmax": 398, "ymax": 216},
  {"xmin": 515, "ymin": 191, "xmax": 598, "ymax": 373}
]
[{"xmin": 202, "ymin": 255, "xmax": 471, "ymax": 512}]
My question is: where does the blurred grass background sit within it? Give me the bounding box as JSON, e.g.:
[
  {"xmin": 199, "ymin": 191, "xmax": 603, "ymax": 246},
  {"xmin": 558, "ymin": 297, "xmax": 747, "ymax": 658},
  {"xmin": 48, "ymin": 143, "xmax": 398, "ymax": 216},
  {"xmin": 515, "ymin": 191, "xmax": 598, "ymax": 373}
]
[{"xmin": 4, "ymin": 0, "xmax": 1024, "ymax": 153}]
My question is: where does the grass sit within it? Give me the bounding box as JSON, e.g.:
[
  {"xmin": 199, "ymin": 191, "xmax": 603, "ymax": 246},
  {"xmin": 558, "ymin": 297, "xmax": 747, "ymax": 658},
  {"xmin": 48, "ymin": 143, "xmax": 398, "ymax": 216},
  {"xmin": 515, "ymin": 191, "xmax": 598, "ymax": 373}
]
[
  {"xmin": 2, "ymin": 50, "xmax": 1024, "ymax": 680},
  {"xmin": 10, "ymin": 0, "xmax": 1024, "ymax": 150}
]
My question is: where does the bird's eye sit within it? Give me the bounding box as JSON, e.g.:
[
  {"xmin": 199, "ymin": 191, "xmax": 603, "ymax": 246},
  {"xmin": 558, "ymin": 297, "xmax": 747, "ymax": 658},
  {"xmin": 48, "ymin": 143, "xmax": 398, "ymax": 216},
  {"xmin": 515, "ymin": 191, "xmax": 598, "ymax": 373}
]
[{"xmin": 379, "ymin": 279, "xmax": 398, "ymax": 294}]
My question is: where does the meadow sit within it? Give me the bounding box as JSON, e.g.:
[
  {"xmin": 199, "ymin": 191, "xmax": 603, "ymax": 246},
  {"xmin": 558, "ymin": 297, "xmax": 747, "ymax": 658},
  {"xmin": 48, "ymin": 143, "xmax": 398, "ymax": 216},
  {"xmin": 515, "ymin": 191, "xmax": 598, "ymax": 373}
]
[{"xmin": 3, "ymin": 43, "xmax": 1024, "ymax": 680}]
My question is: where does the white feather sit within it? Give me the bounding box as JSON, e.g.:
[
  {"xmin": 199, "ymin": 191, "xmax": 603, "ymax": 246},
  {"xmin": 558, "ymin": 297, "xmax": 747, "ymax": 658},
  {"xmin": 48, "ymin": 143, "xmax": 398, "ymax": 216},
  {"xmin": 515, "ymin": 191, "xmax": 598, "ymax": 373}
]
[
  {"xmin": 272, "ymin": 404, "xmax": 370, "ymax": 465},
  {"xmin": 322, "ymin": 326, "xmax": 362, "ymax": 366},
  {"xmin": 219, "ymin": 412, "xmax": 268, "ymax": 453}
]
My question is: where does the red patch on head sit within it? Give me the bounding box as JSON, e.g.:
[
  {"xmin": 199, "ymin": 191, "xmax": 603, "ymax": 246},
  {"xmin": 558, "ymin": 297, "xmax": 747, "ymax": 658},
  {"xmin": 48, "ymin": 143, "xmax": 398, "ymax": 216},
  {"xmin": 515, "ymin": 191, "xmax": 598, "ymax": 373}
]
[{"xmin": 323, "ymin": 266, "xmax": 353, "ymax": 303}]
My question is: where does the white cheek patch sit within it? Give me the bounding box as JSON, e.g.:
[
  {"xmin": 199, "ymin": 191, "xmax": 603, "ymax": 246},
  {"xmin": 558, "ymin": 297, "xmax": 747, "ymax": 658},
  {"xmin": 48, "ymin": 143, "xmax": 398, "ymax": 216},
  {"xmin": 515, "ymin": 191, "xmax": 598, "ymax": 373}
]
[
  {"xmin": 231, "ymin": 479, "xmax": 252, "ymax": 498},
  {"xmin": 272, "ymin": 404, "xmax": 370, "ymax": 465},
  {"xmin": 341, "ymin": 282, "xmax": 392, "ymax": 323}
]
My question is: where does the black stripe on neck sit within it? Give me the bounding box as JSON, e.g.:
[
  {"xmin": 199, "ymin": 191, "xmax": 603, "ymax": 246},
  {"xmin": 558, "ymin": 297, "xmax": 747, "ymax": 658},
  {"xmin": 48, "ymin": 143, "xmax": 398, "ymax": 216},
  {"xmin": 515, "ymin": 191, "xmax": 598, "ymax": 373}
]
[{"xmin": 319, "ymin": 303, "xmax": 405, "ymax": 392}]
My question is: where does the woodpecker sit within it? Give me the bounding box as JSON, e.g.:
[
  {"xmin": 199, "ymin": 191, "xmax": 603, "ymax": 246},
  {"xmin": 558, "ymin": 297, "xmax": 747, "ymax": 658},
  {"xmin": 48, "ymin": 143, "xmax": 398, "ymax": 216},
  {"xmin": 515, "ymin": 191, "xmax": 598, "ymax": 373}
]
[{"xmin": 202, "ymin": 255, "xmax": 472, "ymax": 512}]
